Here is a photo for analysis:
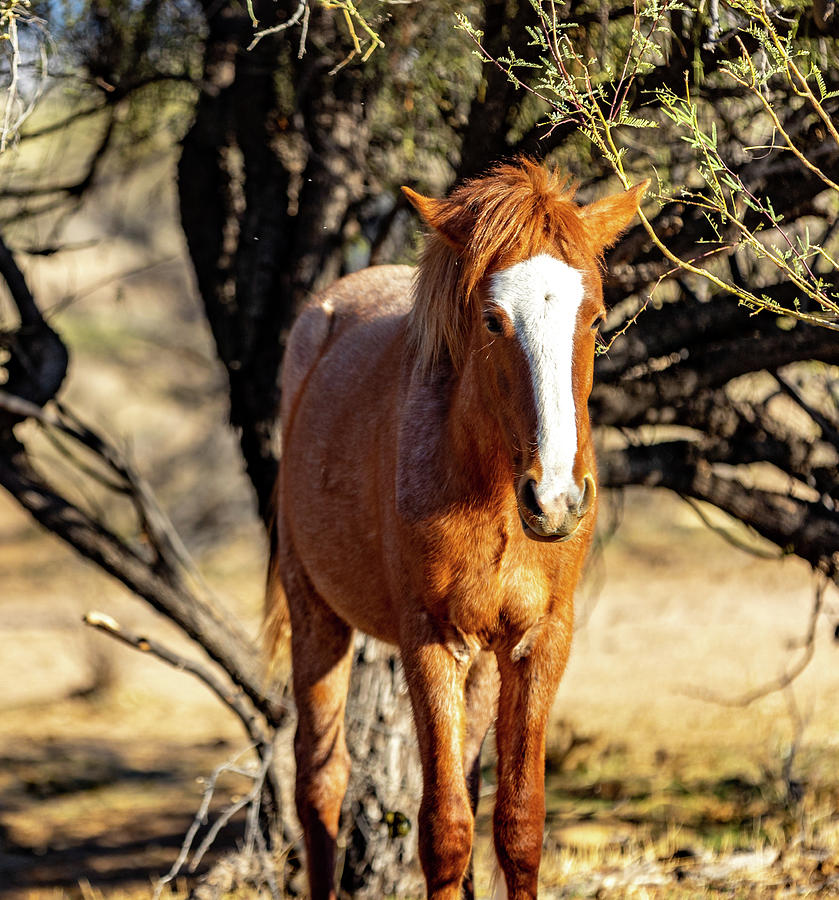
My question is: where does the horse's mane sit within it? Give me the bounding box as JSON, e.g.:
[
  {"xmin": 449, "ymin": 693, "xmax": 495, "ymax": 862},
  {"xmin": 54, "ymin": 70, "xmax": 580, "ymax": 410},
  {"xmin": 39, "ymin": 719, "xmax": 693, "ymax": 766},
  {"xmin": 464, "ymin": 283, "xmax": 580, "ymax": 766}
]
[{"xmin": 409, "ymin": 159, "xmax": 587, "ymax": 374}]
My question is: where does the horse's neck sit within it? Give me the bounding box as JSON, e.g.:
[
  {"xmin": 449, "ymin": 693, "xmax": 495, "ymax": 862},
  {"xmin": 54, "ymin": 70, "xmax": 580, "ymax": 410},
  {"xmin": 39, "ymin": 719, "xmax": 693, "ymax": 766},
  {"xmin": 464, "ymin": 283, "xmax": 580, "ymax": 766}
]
[
  {"xmin": 399, "ymin": 354, "xmax": 511, "ymax": 511},
  {"xmin": 448, "ymin": 368, "xmax": 509, "ymax": 486}
]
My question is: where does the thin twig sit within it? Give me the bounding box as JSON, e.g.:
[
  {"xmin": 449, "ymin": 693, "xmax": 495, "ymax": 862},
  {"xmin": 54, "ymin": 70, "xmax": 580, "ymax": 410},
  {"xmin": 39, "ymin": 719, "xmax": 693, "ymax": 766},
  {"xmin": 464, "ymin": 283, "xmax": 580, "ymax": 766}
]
[
  {"xmin": 85, "ymin": 610, "xmax": 285, "ymax": 894},
  {"xmin": 680, "ymin": 495, "xmax": 784, "ymax": 560},
  {"xmin": 190, "ymin": 747, "xmax": 272, "ymax": 871},
  {"xmin": 153, "ymin": 744, "xmax": 280, "ymax": 900},
  {"xmin": 779, "ymin": 684, "xmax": 808, "ymax": 805},
  {"xmin": 298, "ymin": 0, "xmax": 310, "ymax": 58},
  {"xmin": 82, "ymin": 611, "xmax": 277, "ymax": 748},
  {"xmin": 41, "ymin": 426, "xmax": 130, "ymax": 495},
  {"xmin": 0, "ymin": 2, "xmax": 49, "ymax": 151},
  {"xmin": 248, "ymin": 0, "xmax": 307, "ymax": 51},
  {"xmin": 19, "ymin": 102, "xmax": 106, "ymax": 140},
  {"xmin": 1, "ymin": 11, "xmax": 20, "ymax": 152},
  {"xmin": 680, "ymin": 576, "xmax": 827, "ymax": 707},
  {"xmin": 45, "ymin": 255, "xmax": 180, "ymax": 317},
  {"xmin": 153, "ymin": 746, "xmax": 256, "ymax": 899}
]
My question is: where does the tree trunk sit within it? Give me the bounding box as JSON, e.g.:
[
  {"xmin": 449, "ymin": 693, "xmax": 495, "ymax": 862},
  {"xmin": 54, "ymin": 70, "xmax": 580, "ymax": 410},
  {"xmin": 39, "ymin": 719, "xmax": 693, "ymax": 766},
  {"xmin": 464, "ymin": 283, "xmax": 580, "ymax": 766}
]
[
  {"xmin": 338, "ymin": 636, "xmax": 424, "ymax": 898},
  {"xmin": 176, "ymin": 3, "xmax": 421, "ymax": 890}
]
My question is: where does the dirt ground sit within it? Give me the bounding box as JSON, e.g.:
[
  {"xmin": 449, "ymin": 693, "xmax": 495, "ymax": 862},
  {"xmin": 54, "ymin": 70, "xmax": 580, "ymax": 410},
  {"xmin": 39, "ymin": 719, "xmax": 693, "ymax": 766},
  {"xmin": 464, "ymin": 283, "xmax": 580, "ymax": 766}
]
[
  {"xmin": 1, "ymin": 145, "xmax": 839, "ymax": 899},
  {"xmin": 3, "ymin": 480, "xmax": 839, "ymax": 899}
]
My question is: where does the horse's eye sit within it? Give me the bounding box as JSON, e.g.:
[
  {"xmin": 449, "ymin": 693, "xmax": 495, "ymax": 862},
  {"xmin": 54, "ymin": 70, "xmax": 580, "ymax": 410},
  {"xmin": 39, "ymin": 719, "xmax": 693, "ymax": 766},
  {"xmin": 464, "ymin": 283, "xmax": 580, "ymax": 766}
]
[{"xmin": 485, "ymin": 314, "xmax": 503, "ymax": 335}]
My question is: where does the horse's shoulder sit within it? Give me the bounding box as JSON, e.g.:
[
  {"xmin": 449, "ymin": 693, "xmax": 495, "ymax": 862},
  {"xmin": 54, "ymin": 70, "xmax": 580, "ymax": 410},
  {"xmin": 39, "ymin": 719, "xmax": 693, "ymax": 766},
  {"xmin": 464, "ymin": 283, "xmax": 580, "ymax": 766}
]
[{"xmin": 395, "ymin": 367, "xmax": 457, "ymax": 522}]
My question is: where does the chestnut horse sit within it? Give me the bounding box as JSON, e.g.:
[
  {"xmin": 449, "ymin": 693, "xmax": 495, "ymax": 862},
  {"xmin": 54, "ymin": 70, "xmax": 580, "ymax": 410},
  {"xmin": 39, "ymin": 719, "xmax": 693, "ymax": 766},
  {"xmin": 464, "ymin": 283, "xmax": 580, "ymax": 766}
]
[{"xmin": 266, "ymin": 160, "xmax": 646, "ymax": 899}]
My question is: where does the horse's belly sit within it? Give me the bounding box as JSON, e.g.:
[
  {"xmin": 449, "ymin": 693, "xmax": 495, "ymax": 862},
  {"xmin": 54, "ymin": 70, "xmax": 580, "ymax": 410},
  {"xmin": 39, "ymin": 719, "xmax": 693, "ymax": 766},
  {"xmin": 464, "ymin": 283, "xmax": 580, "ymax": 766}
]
[{"xmin": 289, "ymin": 509, "xmax": 402, "ymax": 644}]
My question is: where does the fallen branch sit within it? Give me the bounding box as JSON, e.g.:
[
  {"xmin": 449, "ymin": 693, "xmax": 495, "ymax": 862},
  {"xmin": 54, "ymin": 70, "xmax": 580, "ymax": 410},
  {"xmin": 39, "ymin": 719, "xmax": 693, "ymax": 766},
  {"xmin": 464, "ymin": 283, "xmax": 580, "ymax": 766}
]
[{"xmin": 153, "ymin": 745, "xmax": 281, "ymax": 900}]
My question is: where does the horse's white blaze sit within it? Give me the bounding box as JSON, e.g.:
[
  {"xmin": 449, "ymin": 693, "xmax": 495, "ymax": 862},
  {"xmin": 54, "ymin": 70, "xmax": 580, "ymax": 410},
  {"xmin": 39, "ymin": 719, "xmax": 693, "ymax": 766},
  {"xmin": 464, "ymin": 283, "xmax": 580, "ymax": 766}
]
[{"xmin": 490, "ymin": 253, "xmax": 585, "ymax": 506}]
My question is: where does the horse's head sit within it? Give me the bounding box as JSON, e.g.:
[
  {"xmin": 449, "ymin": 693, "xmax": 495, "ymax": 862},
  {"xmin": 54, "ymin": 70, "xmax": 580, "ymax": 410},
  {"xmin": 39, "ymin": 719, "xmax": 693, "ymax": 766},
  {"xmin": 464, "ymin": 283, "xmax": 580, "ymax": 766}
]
[{"xmin": 405, "ymin": 161, "xmax": 647, "ymax": 542}]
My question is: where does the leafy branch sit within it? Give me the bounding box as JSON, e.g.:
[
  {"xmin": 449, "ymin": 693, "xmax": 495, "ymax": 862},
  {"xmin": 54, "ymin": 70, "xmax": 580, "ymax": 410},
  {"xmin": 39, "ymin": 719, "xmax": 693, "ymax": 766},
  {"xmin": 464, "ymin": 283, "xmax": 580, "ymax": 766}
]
[{"xmin": 459, "ymin": 0, "xmax": 839, "ymax": 332}]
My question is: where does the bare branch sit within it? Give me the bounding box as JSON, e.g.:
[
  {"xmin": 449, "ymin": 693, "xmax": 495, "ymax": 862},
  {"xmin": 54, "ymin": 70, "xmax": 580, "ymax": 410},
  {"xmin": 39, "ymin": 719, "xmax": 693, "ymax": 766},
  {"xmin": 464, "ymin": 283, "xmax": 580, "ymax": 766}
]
[
  {"xmin": 1, "ymin": 0, "xmax": 49, "ymax": 152},
  {"xmin": 598, "ymin": 439, "xmax": 839, "ymax": 584},
  {"xmin": 680, "ymin": 495, "xmax": 783, "ymax": 560},
  {"xmin": 0, "ymin": 228, "xmax": 41, "ymax": 325},
  {"xmin": 18, "ymin": 102, "xmax": 106, "ymax": 140},
  {"xmin": 248, "ymin": 0, "xmax": 307, "ymax": 51},
  {"xmin": 0, "ymin": 438, "xmax": 282, "ymax": 724},
  {"xmin": 82, "ymin": 613, "xmax": 287, "ymax": 895},
  {"xmin": 774, "ymin": 370, "xmax": 839, "ymax": 447},
  {"xmin": 0, "ymin": 390, "xmax": 208, "ymax": 588},
  {"xmin": 45, "ymin": 255, "xmax": 180, "ymax": 317},
  {"xmin": 83, "ymin": 610, "xmax": 279, "ymax": 749},
  {"xmin": 153, "ymin": 745, "xmax": 280, "ymax": 900},
  {"xmin": 0, "ymin": 231, "xmax": 69, "ymax": 412}
]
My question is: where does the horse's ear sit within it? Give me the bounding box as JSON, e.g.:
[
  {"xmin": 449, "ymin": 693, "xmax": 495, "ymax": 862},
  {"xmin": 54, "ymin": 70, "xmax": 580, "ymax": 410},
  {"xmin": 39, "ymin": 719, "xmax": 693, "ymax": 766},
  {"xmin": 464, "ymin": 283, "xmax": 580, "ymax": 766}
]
[
  {"xmin": 579, "ymin": 179, "xmax": 650, "ymax": 253},
  {"xmin": 402, "ymin": 186, "xmax": 471, "ymax": 251}
]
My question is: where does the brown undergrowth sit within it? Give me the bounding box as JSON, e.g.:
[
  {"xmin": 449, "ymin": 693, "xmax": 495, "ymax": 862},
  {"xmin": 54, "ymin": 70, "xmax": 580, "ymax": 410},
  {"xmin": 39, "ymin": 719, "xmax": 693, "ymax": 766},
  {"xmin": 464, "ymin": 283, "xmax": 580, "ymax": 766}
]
[{"xmin": 3, "ymin": 703, "xmax": 839, "ymax": 898}]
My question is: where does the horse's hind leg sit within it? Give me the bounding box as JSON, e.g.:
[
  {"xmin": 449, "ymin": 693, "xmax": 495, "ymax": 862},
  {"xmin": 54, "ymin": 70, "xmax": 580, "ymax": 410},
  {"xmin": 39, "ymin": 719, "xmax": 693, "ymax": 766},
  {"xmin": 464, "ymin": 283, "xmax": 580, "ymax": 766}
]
[
  {"xmin": 462, "ymin": 651, "xmax": 499, "ymax": 900},
  {"xmin": 284, "ymin": 558, "xmax": 354, "ymax": 900}
]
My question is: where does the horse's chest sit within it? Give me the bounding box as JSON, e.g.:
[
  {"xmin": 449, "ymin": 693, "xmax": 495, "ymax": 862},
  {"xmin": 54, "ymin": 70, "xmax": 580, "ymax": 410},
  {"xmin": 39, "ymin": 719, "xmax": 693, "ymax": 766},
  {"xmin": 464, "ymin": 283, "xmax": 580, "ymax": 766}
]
[{"xmin": 415, "ymin": 520, "xmax": 562, "ymax": 641}]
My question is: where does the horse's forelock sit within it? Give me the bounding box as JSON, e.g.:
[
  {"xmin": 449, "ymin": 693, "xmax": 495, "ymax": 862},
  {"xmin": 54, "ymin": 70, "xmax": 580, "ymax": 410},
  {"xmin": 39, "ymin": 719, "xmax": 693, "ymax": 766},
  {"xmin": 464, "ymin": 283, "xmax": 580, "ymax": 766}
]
[{"xmin": 409, "ymin": 160, "xmax": 588, "ymax": 374}]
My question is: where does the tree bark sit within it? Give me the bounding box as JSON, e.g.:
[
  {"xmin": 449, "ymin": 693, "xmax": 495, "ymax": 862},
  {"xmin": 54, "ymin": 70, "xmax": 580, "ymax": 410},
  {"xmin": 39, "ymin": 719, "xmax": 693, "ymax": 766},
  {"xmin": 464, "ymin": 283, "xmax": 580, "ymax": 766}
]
[{"xmin": 338, "ymin": 637, "xmax": 424, "ymax": 899}]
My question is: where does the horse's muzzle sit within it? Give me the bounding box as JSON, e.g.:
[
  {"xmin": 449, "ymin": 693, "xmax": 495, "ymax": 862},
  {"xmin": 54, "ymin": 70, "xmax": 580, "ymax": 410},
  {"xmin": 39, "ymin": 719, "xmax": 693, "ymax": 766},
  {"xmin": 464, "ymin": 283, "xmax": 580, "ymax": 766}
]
[{"xmin": 516, "ymin": 472, "xmax": 596, "ymax": 542}]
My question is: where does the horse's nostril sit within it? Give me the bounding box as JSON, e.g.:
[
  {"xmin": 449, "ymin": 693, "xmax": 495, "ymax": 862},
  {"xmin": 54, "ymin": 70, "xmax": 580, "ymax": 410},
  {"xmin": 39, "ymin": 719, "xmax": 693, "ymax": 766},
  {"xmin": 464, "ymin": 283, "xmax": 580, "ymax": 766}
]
[
  {"xmin": 578, "ymin": 472, "xmax": 596, "ymax": 517},
  {"xmin": 521, "ymin": 478, "xmax": 542, "ymax": 518}
]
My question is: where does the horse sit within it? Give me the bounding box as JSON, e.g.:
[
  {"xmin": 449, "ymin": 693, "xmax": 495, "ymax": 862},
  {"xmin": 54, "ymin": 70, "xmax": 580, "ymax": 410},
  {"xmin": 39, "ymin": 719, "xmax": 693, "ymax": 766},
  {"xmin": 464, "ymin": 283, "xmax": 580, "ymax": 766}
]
[{"xmin": 265, "ymin": 159, "xmax": 647, "ymax": 900}]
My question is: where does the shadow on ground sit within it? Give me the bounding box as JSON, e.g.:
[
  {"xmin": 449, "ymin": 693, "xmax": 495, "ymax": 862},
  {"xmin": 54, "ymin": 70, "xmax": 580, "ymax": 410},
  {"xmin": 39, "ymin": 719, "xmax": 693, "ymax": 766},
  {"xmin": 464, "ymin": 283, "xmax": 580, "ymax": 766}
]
[{"xmin": 0, "ymin": 736, "xmax": 249, "ymax": 898}]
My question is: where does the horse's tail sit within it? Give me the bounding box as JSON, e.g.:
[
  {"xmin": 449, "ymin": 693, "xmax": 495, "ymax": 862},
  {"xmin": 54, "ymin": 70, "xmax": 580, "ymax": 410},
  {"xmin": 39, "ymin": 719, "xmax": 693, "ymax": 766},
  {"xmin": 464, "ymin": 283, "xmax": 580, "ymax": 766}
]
[{"xmin": 263, "ymin": 502, "xmax": 291, "ymax": 669}]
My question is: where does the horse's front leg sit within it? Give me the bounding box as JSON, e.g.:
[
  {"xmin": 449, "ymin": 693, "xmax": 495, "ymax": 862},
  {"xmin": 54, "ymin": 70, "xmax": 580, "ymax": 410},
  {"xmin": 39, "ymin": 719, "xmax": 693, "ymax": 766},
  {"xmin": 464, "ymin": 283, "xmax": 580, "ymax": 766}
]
[
  {"xmin": 493, "ymin": 618, "xmax": 571, "ymax": 899},
  {"xmin": 401, "ymin": 615, "xmax": 474, "ymax": 900}
]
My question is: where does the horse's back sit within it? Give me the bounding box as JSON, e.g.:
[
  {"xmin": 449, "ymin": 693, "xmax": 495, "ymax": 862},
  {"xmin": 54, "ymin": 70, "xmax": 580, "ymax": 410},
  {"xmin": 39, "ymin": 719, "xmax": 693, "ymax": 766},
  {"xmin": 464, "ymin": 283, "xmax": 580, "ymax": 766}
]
[{"xmin": 281, "ymin": 265, "xmax": 414, "ymax": 427}]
